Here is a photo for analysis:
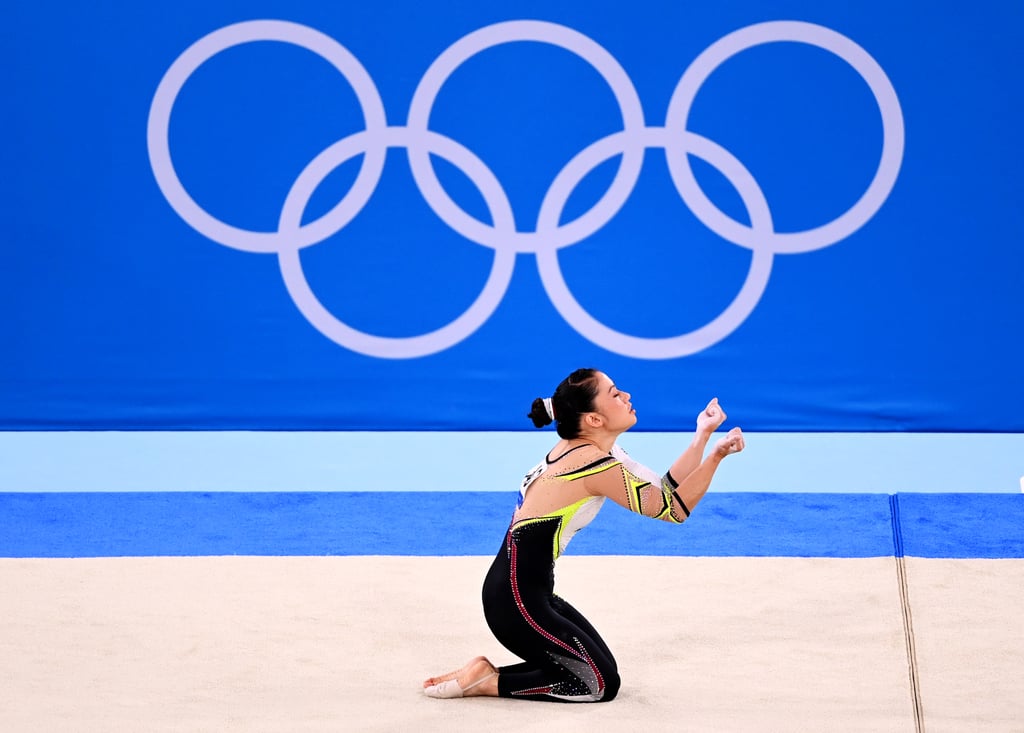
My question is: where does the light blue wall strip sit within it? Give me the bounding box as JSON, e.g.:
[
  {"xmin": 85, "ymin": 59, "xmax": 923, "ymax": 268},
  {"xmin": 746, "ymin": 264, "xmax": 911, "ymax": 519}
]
[{"xmin": 0, "ymin": 432, "xmax": 1021, "ymax": 493}]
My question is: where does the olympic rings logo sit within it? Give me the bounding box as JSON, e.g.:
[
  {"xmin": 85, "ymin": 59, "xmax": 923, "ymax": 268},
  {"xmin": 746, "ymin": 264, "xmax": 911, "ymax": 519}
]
[{"xmin": 147, "ymin": 19, "xmax": 904, "ymax": 359}]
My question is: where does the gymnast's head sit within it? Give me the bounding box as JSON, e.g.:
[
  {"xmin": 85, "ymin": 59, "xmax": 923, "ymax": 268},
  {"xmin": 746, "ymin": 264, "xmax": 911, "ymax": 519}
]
[{"xmin": 527, "ymin": 368, "xmax": 635, "ymax": 439}]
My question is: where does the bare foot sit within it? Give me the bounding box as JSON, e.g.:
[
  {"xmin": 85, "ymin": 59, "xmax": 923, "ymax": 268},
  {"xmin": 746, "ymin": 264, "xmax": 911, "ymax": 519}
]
[
  {"xmin": 423, "ymin": 656, "xmax": 498, "ymax": 698},
  {"xmin": 423, "ymin": 655, "xmax": 489, "ymax": 687}
]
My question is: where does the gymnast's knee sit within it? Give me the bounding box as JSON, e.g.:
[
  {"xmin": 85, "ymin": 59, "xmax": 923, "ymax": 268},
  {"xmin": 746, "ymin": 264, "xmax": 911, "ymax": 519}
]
[{"xmin": 599, "ymin": 670, "xmax": 621, "ymax": 702}]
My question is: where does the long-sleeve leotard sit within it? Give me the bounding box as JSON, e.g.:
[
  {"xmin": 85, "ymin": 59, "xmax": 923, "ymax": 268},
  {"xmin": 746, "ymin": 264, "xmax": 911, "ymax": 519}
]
[{"xmin": 481, "ymin": 442, "xmax": 690, "ymax": 702}]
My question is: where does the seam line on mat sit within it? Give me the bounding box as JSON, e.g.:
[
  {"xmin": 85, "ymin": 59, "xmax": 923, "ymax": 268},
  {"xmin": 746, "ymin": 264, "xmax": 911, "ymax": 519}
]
[{"xmin": 890, "ymin": 493, "xmax": 924, "ymax": 733}]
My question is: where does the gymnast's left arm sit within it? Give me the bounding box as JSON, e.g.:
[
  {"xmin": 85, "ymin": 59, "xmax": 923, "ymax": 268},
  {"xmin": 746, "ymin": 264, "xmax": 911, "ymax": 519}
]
[
  {"xmin": 603, "ymin": 406, "xmax": 745, "ymax": 522},
  {"xmin": 601, "ymin": 445, "xmax": 693, "ymax": 523}
]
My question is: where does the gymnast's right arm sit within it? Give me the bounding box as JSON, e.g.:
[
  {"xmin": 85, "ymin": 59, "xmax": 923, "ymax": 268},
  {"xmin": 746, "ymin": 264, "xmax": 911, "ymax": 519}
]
[
  {"xmin": 664, "ymin": 427, "xmax": 745, "ymax": 514},
  {"xmin": 662, "ymin": 396, "xmax": 744, "ymax": 511}
]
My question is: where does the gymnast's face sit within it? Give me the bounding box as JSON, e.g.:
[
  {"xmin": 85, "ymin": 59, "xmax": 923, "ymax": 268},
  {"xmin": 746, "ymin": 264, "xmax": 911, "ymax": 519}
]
[{"xmin": 588, "ymin": 372, "xmax": 637, "ymax": 433}]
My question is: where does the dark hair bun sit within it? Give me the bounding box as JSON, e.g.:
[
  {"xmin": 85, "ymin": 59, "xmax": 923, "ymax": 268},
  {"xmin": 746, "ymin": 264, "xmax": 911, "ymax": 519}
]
[{"xmin": 527, "ymin": 397, "xmax": 553, "ymax": 428}]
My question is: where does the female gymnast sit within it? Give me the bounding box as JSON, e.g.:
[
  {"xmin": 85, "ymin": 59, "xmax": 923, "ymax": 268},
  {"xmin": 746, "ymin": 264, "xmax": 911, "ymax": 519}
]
[{"xmin": 423, "ymin": 368, "xmax": 745, "ymax": 702}]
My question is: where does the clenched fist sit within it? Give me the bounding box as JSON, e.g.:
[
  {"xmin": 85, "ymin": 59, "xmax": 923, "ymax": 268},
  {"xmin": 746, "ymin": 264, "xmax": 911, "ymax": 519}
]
[
  {"xmin": 713, "ymin": 427, "xmax": 745, "ymax": 458},
  {"xmin": 697, "ymin": 397, "xmax": 727, "ymax": 435}
]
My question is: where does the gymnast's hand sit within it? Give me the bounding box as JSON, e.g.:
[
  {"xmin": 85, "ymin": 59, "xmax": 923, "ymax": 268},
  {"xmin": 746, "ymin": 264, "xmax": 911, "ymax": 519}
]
[
  {"xmin": 697, "ymin": 397, "xmax": 727, "ymax": 435},
  {"xmin": 713, "ymin": 427, "xmax": 745, "ymax": 458}
]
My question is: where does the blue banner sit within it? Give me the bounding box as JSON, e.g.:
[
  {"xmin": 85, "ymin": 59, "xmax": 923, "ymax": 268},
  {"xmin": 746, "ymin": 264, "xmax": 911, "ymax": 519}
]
[{"xmin": 3, "ymin": 1, "xmax": 1022, "ymax": 430}]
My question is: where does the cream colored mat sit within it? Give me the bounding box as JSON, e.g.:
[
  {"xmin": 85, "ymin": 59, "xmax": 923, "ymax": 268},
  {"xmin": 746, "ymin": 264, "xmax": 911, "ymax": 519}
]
[
  {"xmin": 0, "ymin": 556, "xmax": 1018, "ymax": 732},
  {"xmin": 906, "ymin": 558, "xmax": 1024, "ymax": 733}
]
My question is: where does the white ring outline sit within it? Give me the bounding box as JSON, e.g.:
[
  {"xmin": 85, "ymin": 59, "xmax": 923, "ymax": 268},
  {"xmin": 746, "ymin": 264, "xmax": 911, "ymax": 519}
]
[
  {"xmin": 405, "ymin": 20, "xmax": 647, "ymax": 255},
  {"xmin": 536, "ymin": 127, "xmax": 775, "ymax": 358},
  {"xmin": 277, "ymin": 128, "xmax": 517, "ymax": 358},
  {"xmin": 147, "ymin": 20, "xmax": 388, "ymax": 254},
  {"xmin": 665, "ymin": 20, "xmax": 905, "ymax": 254},
  {"xmin": 147, "ymin": 19, "xmax": 905, "ymax": 358}
]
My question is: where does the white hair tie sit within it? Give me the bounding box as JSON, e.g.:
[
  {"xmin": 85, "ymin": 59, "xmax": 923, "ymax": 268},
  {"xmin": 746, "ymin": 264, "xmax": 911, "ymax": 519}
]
[{"xmin": 542, "ymin": 397, "xmax": 555, "ymax": 421}]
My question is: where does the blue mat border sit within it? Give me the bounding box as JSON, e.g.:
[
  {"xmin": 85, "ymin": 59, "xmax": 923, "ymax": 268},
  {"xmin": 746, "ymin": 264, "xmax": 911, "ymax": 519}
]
[{"xmin": 1, "ymin": 492, "xmax": 1021, "ymax": 559}]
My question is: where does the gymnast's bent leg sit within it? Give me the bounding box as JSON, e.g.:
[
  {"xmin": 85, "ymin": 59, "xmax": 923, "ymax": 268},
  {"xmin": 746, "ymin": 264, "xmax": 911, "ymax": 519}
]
[{"xmin": 485, "ymin": 592, "xmax": 621, "ymax": 702}]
